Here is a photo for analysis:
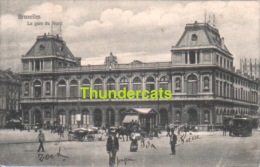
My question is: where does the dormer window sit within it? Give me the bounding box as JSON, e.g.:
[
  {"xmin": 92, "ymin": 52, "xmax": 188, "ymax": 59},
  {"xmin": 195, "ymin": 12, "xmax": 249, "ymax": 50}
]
[
  {"xmin": 39, "ymin": 44, "xmax": 45, "ymax": 50},
  {"xmin": 191, "ymin": 34, "xmax": 197, "ymax": 41}
]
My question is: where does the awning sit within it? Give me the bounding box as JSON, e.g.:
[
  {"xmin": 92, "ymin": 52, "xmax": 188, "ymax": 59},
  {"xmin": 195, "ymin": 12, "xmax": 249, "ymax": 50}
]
[
  {"xmin": 131, "ymin": 108, "xmax": 156, "ymax": 115},
  {"xmin": 122, "ymin": 115, "xmax": 139, "ymax": 123}
]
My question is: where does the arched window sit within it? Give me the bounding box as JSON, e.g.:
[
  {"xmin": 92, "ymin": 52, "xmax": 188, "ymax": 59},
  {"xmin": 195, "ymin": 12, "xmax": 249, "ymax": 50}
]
[
  {"xmin": 70, "ymin": 80, "xmax": 78, "ymax": 98},
  {"xmin": 146, "ymin": 77, "xmax": 155, "ymax": 91},
  {"xmin": 69, "ymin": 110, "xmax": 76, "ymax": 125},
  {"xmin": 81, "ymin": 79, "xmax": 90, "ymax": 98},
  {"xmin": 187, "ymin": 74, "xmax": 198, "ymax": 95},
  {"xmin": 107, "ymin": 78, "xmax": 115, "ymax": 90},
  {"xmin": 94, "ymin": 78, "xmax": 103, "ymax": 98},
  {"xmin": 203, "ymin": 77, "xmax": 209, "ymax": 91},
  {"xmin": 45, "ymin": 82, "xmax": 51, "ymax": 95},
  {"xmin": 159, "ymin": 76, "xmax": 169, "ymax": 97},
  {"xmin": 107, "ymin": 78, "xmax": 116, "ymax": 98},
  {"xmin": 82, "ymin": 110, "xmax": 90, "ymax": 126},
  {"xmin": 133, "ymin": 77, "xmax": 142, "ymax": 98},
  {"xmin": 33, "ymin": 80, "xmax": 42, "ymax": 98},
  {"xmin": 175, "ymin": 78, "xmax": 181, "ymax": 92},
  {"xmin": 57, "ymin": 80, "xmax": 66, "ymax": 98},
  {"xmin": 82, "ymin": 79, "xmax": 90, "ymax": 85},
  {"xmin": 58, "ymin": 110, "xmax": 66, "ymax": 125},
  {"xmin": 159, "ymin": 76, "xmax": 168, "ymax": 90},
  {"xmin": 120, "ymin": 77, "xmax": 128, "ymax": 91},
  {"xmin": 24, "ymin": 83, "xmax": 29, "ymax": 96}
]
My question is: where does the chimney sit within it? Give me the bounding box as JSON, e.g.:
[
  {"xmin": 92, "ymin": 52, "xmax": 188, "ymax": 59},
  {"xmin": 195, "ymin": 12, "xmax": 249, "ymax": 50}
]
[{"xmin": 221, "ymin": 37, "xmax": 225, "ymax": 48}]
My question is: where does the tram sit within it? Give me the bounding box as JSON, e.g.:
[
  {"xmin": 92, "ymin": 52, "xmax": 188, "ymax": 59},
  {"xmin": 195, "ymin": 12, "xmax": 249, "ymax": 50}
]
[{"xmin": 232, "ymin": 115, "xmax": 253, "ymax": 137}]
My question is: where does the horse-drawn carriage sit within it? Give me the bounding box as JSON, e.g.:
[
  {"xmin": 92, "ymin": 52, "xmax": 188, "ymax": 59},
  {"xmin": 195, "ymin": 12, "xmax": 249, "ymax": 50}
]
[{"xmin": 68, "ymin": 128, "xmax": 96, "ymax": 141}]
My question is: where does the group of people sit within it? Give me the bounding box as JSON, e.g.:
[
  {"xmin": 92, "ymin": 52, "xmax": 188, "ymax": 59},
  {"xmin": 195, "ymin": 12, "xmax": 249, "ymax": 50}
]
[
  {"xmin": 223, "ymin": 121, "xmax": 233, "ymax": 136},
  {"xmin": 106, "ymin": 127, "xmax": 178, "ymax": 167},
  {"xmin": 36, "ymin": 124, "xmax": 178, "ymax": 167}
]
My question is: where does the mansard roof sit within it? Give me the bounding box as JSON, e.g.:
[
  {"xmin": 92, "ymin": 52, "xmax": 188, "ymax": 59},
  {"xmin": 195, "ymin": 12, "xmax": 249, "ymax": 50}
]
[
  {"xmin": 0, "ymin": 69, "xmax": 20, "ymax": 83},
  {"xmin": 174, "ymin": 21, "xmax": 231, "ymax": 55},
  {"xmin": 23, "ymin": 34, "xmax": 77, "ymax": 60}
]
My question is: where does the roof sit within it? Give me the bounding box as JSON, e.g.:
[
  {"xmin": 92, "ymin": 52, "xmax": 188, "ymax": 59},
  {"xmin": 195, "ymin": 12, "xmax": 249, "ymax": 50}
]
[
  {"xmin": 23, "ymin": 34, "xmax": 77, "ymax": 60},
  {"xmin": 0, "ymin": 69, "xmax": 20, "ymax": 83},
  {"xmin": 125, "ymin": 108, "xmax": 156, "ymax": 115},
  {"xmin": 174, "ymin": 22, "xmax": 231, "ymax": 55},
  {"xmin": 122, "ymin": 115, "xmax": 139, "ymax": 123}
]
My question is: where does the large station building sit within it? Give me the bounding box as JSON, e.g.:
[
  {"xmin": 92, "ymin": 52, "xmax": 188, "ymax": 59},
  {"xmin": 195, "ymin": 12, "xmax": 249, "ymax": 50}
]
[{"xmin": 20, "ymin": 22, "xmax": 259, "ymax": 130}]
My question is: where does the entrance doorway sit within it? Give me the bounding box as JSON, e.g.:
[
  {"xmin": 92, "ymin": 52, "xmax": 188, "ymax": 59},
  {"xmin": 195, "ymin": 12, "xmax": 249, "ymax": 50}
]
[
  {"xmin": 187, "ymin": 108, "xmax": 198, "ymax": 125},
  {"xmin": 159, "ymin": 109, "xmax": 168, "ymax": 126},
  {"xmin": 94, "ymin": 109, "xmax": 102, "ymax": 127},
  {"xmin": 33, "ymin": 109, "xmax": 42, "ymax": 126}
]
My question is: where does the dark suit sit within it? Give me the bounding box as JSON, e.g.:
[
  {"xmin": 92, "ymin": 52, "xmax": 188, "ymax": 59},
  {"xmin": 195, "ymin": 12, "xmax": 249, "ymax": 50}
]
[
  {"xmin": 37, "ymin": 132, "xmax": 45, "ymax": 152},
  {"xmin": 106, "ymin": 135, "xmax": 119, "ymax": 167},
  {"xmin": 169, "ymin": 133, "xmax": 177, "ymax": 155}
]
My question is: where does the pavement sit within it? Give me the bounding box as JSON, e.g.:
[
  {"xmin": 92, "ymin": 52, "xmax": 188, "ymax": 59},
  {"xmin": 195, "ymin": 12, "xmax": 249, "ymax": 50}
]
[
  {"xmin": 0, "ymin": 129, "xmax": 219, "ymax": 144},
  {"xmin": 0, "ymin": 129, "xmax": 260, "ymax": 166},
  {"xmin": 0, "ymin": 129, "xmax": 68, "ymax": 144}
]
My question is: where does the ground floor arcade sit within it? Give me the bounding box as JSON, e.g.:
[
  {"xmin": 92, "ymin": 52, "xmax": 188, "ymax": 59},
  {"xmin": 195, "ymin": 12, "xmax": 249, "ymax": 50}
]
[{"xmin": 20, "ymin": 100, "xmax": 259, "ymax": 130}]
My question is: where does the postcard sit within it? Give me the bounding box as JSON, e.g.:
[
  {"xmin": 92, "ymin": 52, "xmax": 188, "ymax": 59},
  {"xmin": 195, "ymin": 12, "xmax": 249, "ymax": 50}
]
[{"xmin": 0, "ymin": 0, "xmax": 259, "ymax": 167}]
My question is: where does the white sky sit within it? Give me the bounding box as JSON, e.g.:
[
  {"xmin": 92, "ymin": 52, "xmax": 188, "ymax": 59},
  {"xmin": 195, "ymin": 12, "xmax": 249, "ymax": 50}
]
[{"xmin": 0, "ymin": 0, "xmax": 259, "ymax": 72}]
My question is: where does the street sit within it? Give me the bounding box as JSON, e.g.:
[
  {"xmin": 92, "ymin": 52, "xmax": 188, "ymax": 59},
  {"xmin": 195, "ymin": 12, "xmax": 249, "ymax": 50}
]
[{"xmin": 0, "ymin": 130, "xmax": 260, "ymax": 167}]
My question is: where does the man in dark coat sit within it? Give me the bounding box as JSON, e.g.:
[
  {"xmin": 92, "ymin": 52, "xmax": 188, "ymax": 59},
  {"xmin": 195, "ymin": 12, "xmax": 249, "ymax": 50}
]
[
  {"xmin": 169, "ymin": 130, "xmax": 177, "ymax": 155},
  {"xmin": 37, "ymin": 130, "xmax": 45, "ymax": 152},
  {"xmin": 106, "ymin": 129, "xmax": 119, "ymax": 167}
]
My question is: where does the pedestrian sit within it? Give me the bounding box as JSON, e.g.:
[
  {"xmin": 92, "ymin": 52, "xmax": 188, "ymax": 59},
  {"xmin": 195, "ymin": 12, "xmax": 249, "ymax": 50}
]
[
  {"xmin": 106, "ymin": 129, "xmax": 119, "ymax": 167},
  {"xmin": 194, "ymin": 125, "xmax": 198, "ymax": 132},
  {"xmin": 59, "ymin": 125, "xmax": 64, "ymax": 138},
  {"xmin": 228, "ymin": 122, "xmax": 233, "ymax": 136},
  {"xmin": 169, "ymin": 130, "xmax": 177, "ymax": 155},
  {"xmin": 184, "ymin": 123, "xmax": 189, "ymax": 134},
  {"xmin": 130, "ymin": 129, "xmax": 138, "ymax": 152},
  {"xmin": 223, "ymin": 125, "xmax": 227, "ymax": 136},
  {"xmin": 166, "ymin": 125, "xmax": 170, "ymax": 137},
  {"xmin": 37, "ymin": 130, "xmax": 45, "ymax": 152}
]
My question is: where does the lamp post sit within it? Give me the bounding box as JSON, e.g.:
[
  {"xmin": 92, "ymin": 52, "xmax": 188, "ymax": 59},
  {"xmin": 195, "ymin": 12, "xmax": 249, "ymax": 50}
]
[
  {"xmin": 108, "ymin": 64, "xmax": 112, "ymax": 129},
  {"xmin": 157, "ymin": 76, "xmax": 159, "ymax": 127}
]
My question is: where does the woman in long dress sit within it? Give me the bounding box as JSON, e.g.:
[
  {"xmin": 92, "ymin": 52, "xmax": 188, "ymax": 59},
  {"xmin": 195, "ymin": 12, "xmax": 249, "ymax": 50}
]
[{"xmin": 130, "ymin": 130, "xmax": 138, "ymax": 152}]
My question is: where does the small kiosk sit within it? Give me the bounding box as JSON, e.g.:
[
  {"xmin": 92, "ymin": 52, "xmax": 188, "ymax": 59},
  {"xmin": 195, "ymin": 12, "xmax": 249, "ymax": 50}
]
[{"xmin": 123, "ymin": 108, "xmax": 157, "ymax": 133}]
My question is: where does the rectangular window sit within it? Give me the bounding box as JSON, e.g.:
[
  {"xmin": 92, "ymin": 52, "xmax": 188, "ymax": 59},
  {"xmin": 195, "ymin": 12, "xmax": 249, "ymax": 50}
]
[
  {"xmin": 215, "ymin": 81, "xmax": 219, "ymax": 96},
  {"xmin": 187, "ymin": 82, "xmax": 197, "ymax": 95},
  {"xmin": 185, "ymin": 52, "xmax": 188, "ymax": 64},
  {"xmin": 197, "ymin": 52, "xmax": 200, "ymax": 64},
  {"xmin": 220, "ymin": 81, "xmax": 222, "ymax": 96}
]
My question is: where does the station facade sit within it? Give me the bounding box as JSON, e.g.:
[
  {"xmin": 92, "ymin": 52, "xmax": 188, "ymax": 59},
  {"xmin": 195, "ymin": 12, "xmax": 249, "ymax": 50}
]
[{"xmin": 20, "ymin": 22, "xmax": 259, "ymax": 130}]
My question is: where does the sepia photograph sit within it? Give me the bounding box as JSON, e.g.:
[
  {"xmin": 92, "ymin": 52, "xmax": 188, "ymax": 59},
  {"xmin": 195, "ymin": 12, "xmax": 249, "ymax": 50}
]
[{"xmin": 0, "ymin": 0, "xmax": 260, "ymax": 166}]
